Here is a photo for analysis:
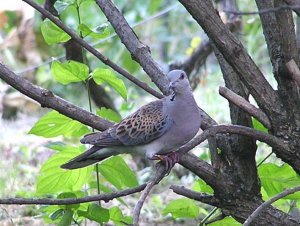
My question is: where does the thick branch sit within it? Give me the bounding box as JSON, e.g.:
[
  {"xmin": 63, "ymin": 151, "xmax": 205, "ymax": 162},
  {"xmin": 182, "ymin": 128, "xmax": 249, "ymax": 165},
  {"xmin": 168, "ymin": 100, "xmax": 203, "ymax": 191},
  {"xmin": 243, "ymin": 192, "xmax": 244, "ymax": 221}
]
[
  {"xmin": 22, "ymin": 0, "xmax": 163, "ymax": 99},
  {"xmin": 243, "ymin": 185, "xmax": 300, "ymax": 226},
  {"xmin": 170, "ymin": 185, "xmax": 220, "ymax": 206},
  {"xmin": 95, "ymin": 0, "xmax": 169, "ymax": 94},
  {"xmin": 0, "ymin": 184, "xmax": 146, "ymax": 205},
  {"xmin": 179, "ymin": 154, "xmax": 216, "ymax": 188},
  {"xmin": 219, "ymin": 86, "xmax": 271, "ymax": 129},
  {"xmin": 179, "ymin": 0, "xmax": 281, "ymax": 116},
  {"xmin": 0, "ymin": 63, "xmax": 112, "ymax": 131}
]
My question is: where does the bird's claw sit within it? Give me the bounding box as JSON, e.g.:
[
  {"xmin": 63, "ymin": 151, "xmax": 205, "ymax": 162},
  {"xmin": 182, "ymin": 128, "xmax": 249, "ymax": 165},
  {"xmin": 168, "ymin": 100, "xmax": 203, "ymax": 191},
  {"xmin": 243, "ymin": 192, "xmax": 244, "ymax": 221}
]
[{"xmin": 154, "ymin": 152, "xmax": 180, "ymax": 174}]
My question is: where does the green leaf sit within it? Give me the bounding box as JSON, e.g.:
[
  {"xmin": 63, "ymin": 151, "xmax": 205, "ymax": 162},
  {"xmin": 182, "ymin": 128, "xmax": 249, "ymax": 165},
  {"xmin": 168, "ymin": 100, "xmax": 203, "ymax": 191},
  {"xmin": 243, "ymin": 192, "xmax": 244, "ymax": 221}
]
[
  {"xmin": 162, "ymin": 198, "xmax": 199, "ymax": 219},
  {"xmin": 41, "ymin": 19, "xmax": 71, "ymax": 45},
  {"xmin": 50, "ymin": 209, "xmax": 64, "ymax": 221},
  {"xmin": 192, "ymin": 179, "xmax": 214, "ymax": 194},
  {"xmin": 92, "ymin": 68, "xmax": 127, "ymax": 101},
  {"xmin": 51, "ymin": 60, "xmax": 89, "ymax": 84},
  {"xmin": 78, "ymin": 203, "xmax": 109, "ymax": 223},
  {"xmin": 99, "ymin": 156, "xmax": 138, "ymax": 189},
  {"xmin": 54, "ymin": 0, "xmax": 75, "ymax": 14},
  {"xmin": 96, "ymin": 107, "xmax": 121, "ymax": 123},
  {"xmin": 259, "ymin": 163, "xmax": 300, "ymax": 200},
  {"xmin": 109, "ymin": 206, "xmax": 123, "ymax": 222},
  {"xmin": 29, "ymin": 110, "xmax": 90, "ymax": 138},
  {"xmin": 36, "ymin": 146, "xmax": 93, "ymax": 194},
  {"xmin": 78, "ymin": 23, "xmax": 110, "ymax": 38},
  {"xmin": 252, "ymin": 118, "xmax": 268, "ymax": 132},
  {"xmin": 210, "ymin": 217, "xmax": 241, "ymax": 226},
  {"xmin": 109, "ymin": 207, "xmax": 132, "ymax": 225},
  {"xmin": 57, "ymin": 192, "xmax": 80, "ymax": 210},
  {"xmin": 58, "ymin": 209, "xmax": 73, "ymax": 226}
]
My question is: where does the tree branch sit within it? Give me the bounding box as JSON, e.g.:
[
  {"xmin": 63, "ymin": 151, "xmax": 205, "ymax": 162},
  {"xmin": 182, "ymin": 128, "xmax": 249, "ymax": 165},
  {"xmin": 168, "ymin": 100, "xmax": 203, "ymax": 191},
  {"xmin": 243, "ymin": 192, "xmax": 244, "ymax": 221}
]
[
  {"xmin": 133, "ymin": 163, "xmax": 166, "ymax": 226},
  {"xmin": 286, "ymin": 59, "xmax": 300, "ymax": 87},
  {"xmin": 95, "ymin": 0, "xmax": 170, "ymax": 95},
  {"xmin": 0, "ymin": 184, "xmax": 146, "ymax": 205},
  {"xmin": 243, "ymin": 185, "xmax": 300, "ymax": 226},
  {"xmin": 178, "ymin": 125, "xmax": 288, "ymax": 157},
  {"xmin": 22, "ymin": 0, "xmax": 163, "ymax": 99},
  {"xmin": 283, "ymin": 0, "xmax": 300, "ymax": 17},
  {"xmin": 0, "ymin": 63, "xmax": 112, "ymax": 131},
  {"xmin": 219, "ymin": 86, "xmax": 271, "ymax": 129},
  {"xmin": 170, "ymin": 185, "xmax": 220, "ymax": 206},
  {"xmin": 177, "ymin": 124, "xmax": 289, "ymax": 188},
  {"xmin": 179, "ymin": 0, "xmax": 281, "ymax": 117}
]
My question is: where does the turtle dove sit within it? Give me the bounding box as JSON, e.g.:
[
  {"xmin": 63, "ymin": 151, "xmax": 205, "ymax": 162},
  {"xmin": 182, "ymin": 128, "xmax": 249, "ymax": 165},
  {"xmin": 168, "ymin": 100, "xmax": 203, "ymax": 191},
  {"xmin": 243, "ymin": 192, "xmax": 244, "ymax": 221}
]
[{"xmin": 61, "ymin": 70, "xmax": 202, "ymax": 170}]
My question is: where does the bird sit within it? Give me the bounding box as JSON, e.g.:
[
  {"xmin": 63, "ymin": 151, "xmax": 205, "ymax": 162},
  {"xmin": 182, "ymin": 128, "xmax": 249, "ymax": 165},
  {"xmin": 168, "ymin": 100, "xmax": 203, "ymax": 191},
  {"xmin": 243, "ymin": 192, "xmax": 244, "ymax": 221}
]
[{"xmin": 61, "ymin": 70, "xmax": 202, "ymax": 170}]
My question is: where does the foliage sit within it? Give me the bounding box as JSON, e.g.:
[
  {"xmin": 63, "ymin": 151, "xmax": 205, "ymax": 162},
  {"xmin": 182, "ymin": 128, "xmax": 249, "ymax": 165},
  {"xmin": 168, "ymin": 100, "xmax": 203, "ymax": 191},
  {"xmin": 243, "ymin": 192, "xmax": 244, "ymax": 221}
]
[
  {"xmin": 29, "ymin": 110, "xmax": 90, "ymax": 138},
  {"xmin": 162, "ymin": 198, "xmax": 199, "ymax": 219}
]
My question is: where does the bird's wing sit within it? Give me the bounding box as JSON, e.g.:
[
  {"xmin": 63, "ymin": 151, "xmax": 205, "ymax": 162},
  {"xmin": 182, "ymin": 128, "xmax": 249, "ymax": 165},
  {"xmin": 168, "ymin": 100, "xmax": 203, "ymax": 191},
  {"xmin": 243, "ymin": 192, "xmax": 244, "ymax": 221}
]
[
  {"xmin": 80, "ymin": 128, "xmax": 122, "ymax": 146},
  {"xmin": 80, "ymin": 99, "xmax": 173, "ymax": 147},
  {"xmin": 115, "ymin": 99, "xmax": 174, "ymax": 145}
]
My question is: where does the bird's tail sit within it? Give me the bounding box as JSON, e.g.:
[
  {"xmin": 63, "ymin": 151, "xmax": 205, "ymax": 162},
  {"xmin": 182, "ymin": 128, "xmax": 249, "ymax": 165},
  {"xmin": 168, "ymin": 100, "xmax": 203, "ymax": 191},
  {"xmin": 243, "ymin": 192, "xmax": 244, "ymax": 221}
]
[{"xmin": 61, "ymin": 146, "xmax": 111, "ymax": 170}]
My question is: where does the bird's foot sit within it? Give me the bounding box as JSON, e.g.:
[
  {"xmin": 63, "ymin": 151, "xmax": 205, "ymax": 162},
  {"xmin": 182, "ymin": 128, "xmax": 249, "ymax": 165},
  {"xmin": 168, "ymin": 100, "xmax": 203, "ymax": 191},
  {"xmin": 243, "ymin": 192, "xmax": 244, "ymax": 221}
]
[{"xmin": 153, "ymin": 152, "xmax": 180, "ymax": 174}]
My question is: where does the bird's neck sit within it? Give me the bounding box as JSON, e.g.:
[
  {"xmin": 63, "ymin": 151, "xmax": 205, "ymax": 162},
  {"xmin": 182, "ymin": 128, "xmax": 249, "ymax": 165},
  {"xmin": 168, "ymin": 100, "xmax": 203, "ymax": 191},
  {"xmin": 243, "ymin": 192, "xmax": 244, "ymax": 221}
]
[{"xmin": 169, "ymin": 89, "xmax": 195, "ymax": 103}]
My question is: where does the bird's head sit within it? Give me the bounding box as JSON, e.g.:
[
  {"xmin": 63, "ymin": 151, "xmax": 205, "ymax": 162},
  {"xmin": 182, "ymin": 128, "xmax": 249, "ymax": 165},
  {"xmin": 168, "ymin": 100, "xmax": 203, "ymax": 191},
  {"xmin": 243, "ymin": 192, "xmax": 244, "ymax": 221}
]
[{"xmin": 167, "ymin": 70, "xmax": 191, "ymax": 95}]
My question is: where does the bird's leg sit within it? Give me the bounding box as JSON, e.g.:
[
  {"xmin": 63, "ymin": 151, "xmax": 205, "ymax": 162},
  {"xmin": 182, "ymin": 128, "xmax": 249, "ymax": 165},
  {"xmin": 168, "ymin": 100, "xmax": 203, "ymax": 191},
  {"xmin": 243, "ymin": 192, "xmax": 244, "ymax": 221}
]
[{"xmin": 152, "ymin": 152, "xmax": 180, "ymax": 174}]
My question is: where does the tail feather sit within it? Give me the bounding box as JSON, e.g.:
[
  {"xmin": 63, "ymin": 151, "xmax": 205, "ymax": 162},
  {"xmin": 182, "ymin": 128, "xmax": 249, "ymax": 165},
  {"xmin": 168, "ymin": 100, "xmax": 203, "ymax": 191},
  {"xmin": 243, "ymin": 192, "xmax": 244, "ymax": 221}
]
[{"xmin": 61, "ymin": 146, "xmax": 110, "ymax": 170}]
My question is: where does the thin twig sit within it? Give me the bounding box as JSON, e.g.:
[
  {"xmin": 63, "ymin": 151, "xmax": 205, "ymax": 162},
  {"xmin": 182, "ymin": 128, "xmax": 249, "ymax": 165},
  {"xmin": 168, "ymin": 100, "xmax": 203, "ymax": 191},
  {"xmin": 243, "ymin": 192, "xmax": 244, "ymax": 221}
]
[
  {"xmin": 22, "ymin": 0, "xmax": 163, "ymax": 99},
  {"xmin": 133, "ymin": 163, "xmax": 166, "ymax": 226},
  {"xmin": 95, "ymin": 0, "xmax": 170, "ymax": 95},
  {"xmin": 219, "ymin": 86, "xmax": 271, "ymax": 129},
  {"xmin": 243, "ymin": 185, "xmax": 300, "ymax": 226},
  {"xmin": 170, "ymin": 185, "xmax": 220, "ymax": 206},
  {"xmin": 256, "ymin": 152, "xmax": 273, "ymax": 167},
  {"xmin": 0, "ymin": 184, "xmax": 146, "ymax": 205},
  {"xmin": 199, "ymin": 207, "xmax": 219, "ymax": 226},
  {"xmin": 286, "ymin": 59, "xmax": 300, "ymax": 87}
]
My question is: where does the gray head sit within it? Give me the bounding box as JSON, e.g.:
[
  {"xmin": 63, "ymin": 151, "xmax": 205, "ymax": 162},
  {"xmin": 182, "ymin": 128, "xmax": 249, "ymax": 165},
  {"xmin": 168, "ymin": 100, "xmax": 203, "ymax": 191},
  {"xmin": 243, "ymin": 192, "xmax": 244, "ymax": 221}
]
[{"xmin": 167, "ymin": 70, "xmax": 191, "ymax": 94}]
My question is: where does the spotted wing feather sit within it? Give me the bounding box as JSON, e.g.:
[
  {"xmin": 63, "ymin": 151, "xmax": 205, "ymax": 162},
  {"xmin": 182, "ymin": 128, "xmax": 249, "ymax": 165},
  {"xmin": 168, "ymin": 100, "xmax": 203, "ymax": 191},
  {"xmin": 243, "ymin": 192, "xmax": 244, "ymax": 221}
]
[{"xmin": 115, "ymin": 99, "xmax": 173, "ymax": 145}]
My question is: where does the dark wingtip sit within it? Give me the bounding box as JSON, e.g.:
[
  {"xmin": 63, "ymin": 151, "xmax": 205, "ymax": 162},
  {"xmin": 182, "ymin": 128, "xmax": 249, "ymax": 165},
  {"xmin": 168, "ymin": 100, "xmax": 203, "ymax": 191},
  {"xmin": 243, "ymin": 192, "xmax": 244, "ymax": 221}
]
[
  {"xmin": 60, "ymin": 162, "xmax": 75, "ymax": 170},
  {"xmin": 80, "ymin": 137, "xmax": 87, "ymax": 144}
]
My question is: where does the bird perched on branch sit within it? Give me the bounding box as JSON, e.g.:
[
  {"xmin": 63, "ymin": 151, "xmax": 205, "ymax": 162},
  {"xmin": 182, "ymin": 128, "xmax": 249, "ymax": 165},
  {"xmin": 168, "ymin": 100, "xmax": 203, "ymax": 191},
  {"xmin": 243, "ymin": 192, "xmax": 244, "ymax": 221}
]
[{"xmin": 61, "ymin": 70, "xmax": 202, "ymax": 171}]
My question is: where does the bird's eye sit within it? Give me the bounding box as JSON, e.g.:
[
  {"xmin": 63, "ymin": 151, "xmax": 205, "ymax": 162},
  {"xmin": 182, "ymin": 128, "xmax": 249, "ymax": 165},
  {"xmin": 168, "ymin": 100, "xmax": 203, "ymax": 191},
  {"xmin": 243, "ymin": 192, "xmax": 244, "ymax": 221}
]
[{"xmin": 179, "ymin": 73, "xmax": 185, "ymax": 80}]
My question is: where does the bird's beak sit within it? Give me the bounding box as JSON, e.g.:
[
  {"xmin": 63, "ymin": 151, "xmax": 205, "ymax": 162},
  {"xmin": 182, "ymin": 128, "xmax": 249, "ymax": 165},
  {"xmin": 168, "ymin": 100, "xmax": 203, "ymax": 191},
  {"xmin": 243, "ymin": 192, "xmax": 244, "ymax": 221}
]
[{"xmin": 168, "ymin": 82, "xmax": 175, "ymax": 92}]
